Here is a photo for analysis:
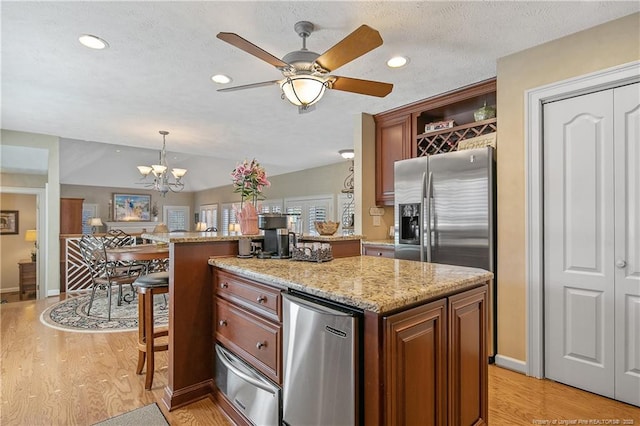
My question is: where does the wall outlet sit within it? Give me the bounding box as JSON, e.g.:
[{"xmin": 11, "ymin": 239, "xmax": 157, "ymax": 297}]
[
  {"xmin": 373, "ymin": 216, "xmax": 381, "ymax": 226},
  {"xmin": 369, "ymin": 207, "xmax": 385, "ymax": 216}
]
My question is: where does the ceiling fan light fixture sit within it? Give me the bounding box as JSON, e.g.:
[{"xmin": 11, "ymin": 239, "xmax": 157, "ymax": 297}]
[
  {"xmin": 211, "ymin": 74, "xmax": 232, "ymax": 84},
  {"xmin": 78, "ymin": 34, "xmax": 109, "ymax": 50},
  {"xmin": 281, "ymin": 75, "xmax": 327, "ymax": 107},
  {"xmin": 387, "ymin": 56, "xmax": 409, "ymax": 68}
]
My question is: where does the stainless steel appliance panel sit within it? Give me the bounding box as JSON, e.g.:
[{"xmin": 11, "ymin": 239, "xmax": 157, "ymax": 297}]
[
  {"xmin": 282, "ymin": 293, "xmax": 358, "ymax": 426},
  {"xmin": 427, "ymin": 147, "xmax": 494, "ymax": 271},
  {"xmin": 215, "ymin": 344, "xmax": 281, "ymax": 426},
  {"xmin": 394, "ymin": 156, "xmax": 429, "ymax": 261}
]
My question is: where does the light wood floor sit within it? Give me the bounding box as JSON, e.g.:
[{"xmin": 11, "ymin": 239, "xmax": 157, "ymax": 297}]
[{"xmin": 1, "ymin": 296, "xmax": 638, "ymax": 425}]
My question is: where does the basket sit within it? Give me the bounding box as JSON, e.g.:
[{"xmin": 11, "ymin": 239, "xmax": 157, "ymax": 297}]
[
  {"xmin": 314, "ymin": 221, "xmax": 340, "ymax": 235},
  {"xmin": 291, "ymin": 245, "xmax": 333, "ymax": 263}
]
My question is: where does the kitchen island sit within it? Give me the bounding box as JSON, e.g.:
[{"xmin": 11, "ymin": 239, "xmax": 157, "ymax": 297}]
[
  {"xmin": 143, "ymin": 231, "xmax": 490, "ymax": 424},
  {"xmin": 209, "ymin": 256, "xmax": 492, "ymax": 425}
]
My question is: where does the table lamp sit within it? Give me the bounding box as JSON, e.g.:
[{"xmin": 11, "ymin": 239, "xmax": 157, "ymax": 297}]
[
  {"xmin": 195, "ymin": 222, "xmax": 207, "ymax": 232},
  {"xmin": 25, "ymin": 229, "xmax": 37, "ymax": 261},
  {"xmin": 88, "ymin": 217, "xmax": 104, "ymax": 234},
  {"xmin": 229, "ymin": 223, "xmax": 240, "ymax": 236}
]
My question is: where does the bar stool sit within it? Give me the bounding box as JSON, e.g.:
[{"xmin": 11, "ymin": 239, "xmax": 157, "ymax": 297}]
[{"xmin": 134, "ymin": 271, "xmax": 169, "ymax": 390}]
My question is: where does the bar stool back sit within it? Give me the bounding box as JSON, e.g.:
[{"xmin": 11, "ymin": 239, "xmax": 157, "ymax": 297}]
[{"xmin": 134, "ymin": 271, "xmax": 169, "ymax": 390}]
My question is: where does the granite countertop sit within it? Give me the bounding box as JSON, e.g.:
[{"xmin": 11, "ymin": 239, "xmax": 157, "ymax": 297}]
[
  {"xmin": 362, "ymin": 239, "xmax": 395, "ymax": 246},
  {"xmin": 208, "ymin": 256, "xmax": 492, "ymax": 314},
  {"xmin": 298, "ymin": 234, "xmax": 364, "ymax": 242},
  {"xmin": 142, "ymin": 232, "xmax": 242, "ymax": 244}
]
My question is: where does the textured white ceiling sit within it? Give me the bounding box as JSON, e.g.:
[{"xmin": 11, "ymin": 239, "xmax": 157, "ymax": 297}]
[{"xmin": 2, "ymin": 2, "xmax": 638, "ymax": 191}]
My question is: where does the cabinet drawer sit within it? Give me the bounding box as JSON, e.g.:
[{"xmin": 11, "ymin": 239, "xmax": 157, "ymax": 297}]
[
  {"xmin": 20, "ymin": 271, "xmax": 36, "ymax": 281},
  {"xmin": 215, "ymin": 298, "xmax": 282, "ymax": 384},
  {"xmin": 215, "ymin": 270, "xmax": 281, "ymax": 321}
]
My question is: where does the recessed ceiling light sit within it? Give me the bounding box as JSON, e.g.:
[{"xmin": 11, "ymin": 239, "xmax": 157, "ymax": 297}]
[
  {"xmin": 78, "ymin": 34, "xmax": 109, "ymax": 50},
  {"xmin": 387, "ymin": 56, "xmax": 409, "ymax": 68},
  {"xmin": 211, "ymin": 74, "xmax": 232, "ymax": 84}
]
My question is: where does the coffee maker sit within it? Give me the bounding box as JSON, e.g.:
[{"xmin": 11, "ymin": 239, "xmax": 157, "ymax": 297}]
[{"xmin": 258, "ymin": 213, "xmax": 296, "ymax": 259}]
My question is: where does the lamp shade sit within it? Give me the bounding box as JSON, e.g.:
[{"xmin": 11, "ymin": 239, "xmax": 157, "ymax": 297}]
[
  {"xmin": 281, "ymin": 75, "xmax": 327, "ymax": 107},
  {"xmin": 153, "ymin": 223, "xmax": 169, "ymax": 233},
  {"xmin": 88, "ymin": 217, "xmax": 104, "ymax": 227},
  {"xmin": 25, "ymin": 229, "xmax": 37, "ymax": 242},
  {"xmin": 195, "ymin": 222, "xmax": 207, "ymax": 232}
]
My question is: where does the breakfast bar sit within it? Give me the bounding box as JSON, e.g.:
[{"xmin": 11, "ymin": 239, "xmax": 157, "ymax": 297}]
[{"xmin": 143, "ymin": 231, "xmax": 492, "ymax": 424}]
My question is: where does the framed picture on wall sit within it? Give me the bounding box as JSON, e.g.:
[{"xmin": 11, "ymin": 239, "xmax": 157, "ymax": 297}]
[
  {"xmin": 113, "ymin": 194, "xmax": 151, "ymax": 221},
  {"xmin": 0, "ymin": 210, "xmax": 19, "ymax": 235}
]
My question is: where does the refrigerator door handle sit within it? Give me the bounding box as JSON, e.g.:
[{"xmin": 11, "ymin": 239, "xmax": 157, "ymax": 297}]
[
  {"xmin": 425, "ymin": 171, "xmax": 433, "ymax": 262},
  {"xmin": 420, "ymin": 172, "xmax": 426, "ymax": 262}
]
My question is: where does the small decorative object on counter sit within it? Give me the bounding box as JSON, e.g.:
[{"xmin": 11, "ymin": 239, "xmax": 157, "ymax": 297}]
[
  {"xmin": 314, "ymin": 221, "xmax": 340, "ymax": 236},
  {"xmin": 291, "ymin": 243, "xmax": 333, "ymax": 263},
  {"xmin": 231, "ymin": 158, "xmax": 271, "ymax": 235},
  {"xmin": 473, "ymin": 101, "xmax": 496, "ymax": 121}
]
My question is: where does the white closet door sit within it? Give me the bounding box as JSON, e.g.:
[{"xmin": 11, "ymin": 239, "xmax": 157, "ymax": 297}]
[
  {"xmin": 544, "ymin": 89, "xmax": 616, "ymax": 397},
  {"xmin": 614, "ymin": 83, "xmax": 640, "ymax": 406}
]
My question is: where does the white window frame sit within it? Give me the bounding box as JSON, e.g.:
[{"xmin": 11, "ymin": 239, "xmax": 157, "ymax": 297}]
[
  {"xmin": 221, "ymin": 202, "xmax": 242, "ymax": 236},
  {"xmin": 199, "ymin": 203, "xmax": 218, "ymax": 231},
  {"xmin": 258, "ymin": 198, "xmax": 283, "ymax": 214},
  {"xmin": 81, "ymin": 203, "xmax": 98, "ymax": 234},
  {"xmin": 285, "ymin": 194, "xmax": 334, "ymax": 236},
  {"xmin": 163, "ymin": 205, "xmax": 190, "ymax": 232}
]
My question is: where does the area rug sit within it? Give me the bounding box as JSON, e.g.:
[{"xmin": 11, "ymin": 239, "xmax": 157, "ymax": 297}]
[
  {"xmin": 40, "ymin": 290, "xmax": 169, "ymax": 333},
  {"xmin": 92, "ymin": 403, "xmax": 169, "ymax": 426}
]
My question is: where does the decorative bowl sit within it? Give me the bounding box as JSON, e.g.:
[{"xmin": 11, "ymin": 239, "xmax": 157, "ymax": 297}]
[{"xmin": 314, "ymin": 221, "xmax": 340, "ymax": 236}]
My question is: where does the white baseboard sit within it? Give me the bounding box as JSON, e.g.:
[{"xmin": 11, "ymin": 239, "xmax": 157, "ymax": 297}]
[
  {"xmin": 495, "ymin": 354, "xmax": 528, "ymax": 375},
  {"xmin": 0, "ymin": 287, "xmax": 20, "ymax": 294},
  {"xmin": 47, "ymin": 289, "xmax": 60, "ymax": 297}
]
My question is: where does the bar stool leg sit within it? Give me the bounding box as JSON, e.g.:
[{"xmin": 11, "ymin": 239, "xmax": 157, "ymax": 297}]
[
  {"xmin": 144, "ymin": 288, "xmax": 155, "ymax": 390},
  {"xmin": 136, "ymin": 290, "xmax": 146, "ymax": 375}
]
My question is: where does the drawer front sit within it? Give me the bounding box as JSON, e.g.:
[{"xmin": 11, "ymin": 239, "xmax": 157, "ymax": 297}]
[
  {"xmin": 216, "ymin": 298, "xmax": 281, "ymax": 384},
  {"xmin": 363, "ymin": 244, "xmax": 395, "ymax": 258},
  {"xmin": 215, "ymin": 270, "xmax": 281, "ymax": 321},
  {"xmin": 20, "ymin": 271, "xmax": 36, "ymax": 282}
]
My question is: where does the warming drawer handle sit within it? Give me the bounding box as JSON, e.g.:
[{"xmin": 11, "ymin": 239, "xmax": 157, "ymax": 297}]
[{"xmin": 215, "ymin": 346, "xmax": 276, "ymax": 394}]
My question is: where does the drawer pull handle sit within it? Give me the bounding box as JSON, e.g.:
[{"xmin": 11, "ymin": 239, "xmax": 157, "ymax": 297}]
[
  {"xmin": 219, "ymin": 320, "xmax": 227, "ymax": 327},
  {"xmin": 220, "ymin": 282, "xmax": 228, "ymax": 289},
  {"xmin": 256, "ymin": 296, "xmax": 267, "ymax": 304},
  {"xmin": 256, "ymin": 341, "xmax": 266, "ymax": 350},
  {"xmin": 377, "ymin": 252, "xmax": 383, "ymax": 256}
]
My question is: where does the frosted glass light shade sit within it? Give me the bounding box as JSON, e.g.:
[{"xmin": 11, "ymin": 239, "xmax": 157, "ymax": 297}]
[
  {"xmin": 151, "ymin": 165, "xmax": 167, "ymax": 175},
  {"xmin": 172, "ymin": 168, "xmax": 187, "ymax": 178},
  {"xmin": 281, "ymin": 75, "xmax": 326, "ymax": 107},
  {"xmin": 137, "ymin": 166, "xmax": 153, "ymax": 176}
]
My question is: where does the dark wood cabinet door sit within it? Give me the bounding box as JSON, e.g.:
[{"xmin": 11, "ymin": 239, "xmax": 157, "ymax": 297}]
[
  {"xmin": 375, "ymin": 114, "xmax": 411, "ymax": 206},
  {"xmin": 60, "ymin": 198, "xmax": 84, "ymax": 234},
  {"xmin": 448, "ymin": 285, "xmax": 488, "ymax": 426},
  {"xmin": 384, "ymin": 299, "xmax": 447, "ymax": 426}
]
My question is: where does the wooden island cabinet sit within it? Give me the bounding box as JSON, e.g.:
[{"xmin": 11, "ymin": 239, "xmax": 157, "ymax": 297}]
[{"xmin": 210, "ymin": 256, "xmax": 490, "ymax": 425}]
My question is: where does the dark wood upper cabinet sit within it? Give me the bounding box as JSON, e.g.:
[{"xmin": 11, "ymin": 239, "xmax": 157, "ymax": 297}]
[
  {"xmin": 374, "ymin": 78, "xmax": 496, "ymax": 206},
  {"xmin": 375, "ymin": 113, "xmax": 411, "ymax": 206}
]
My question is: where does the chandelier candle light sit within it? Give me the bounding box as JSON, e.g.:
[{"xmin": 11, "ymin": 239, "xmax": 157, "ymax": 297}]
[
  {"xmin": 231, "ymin": 159, "xmax": 270, "ymax": 235},
  {"xmin": 137, "ymin": 131, "xmax": 187, "ymax": 197}
]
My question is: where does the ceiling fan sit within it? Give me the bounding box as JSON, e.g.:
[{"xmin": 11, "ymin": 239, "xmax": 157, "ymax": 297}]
[{"xmin": 216, "ymin": 21, "xmax": 393, "ymax": 112}]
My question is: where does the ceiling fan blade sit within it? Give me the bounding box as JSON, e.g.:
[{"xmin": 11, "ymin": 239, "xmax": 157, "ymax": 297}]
[
  {"xmin": 217, "ymin": 80, "xmax": 280, "ymax": 92},
  {"xmin": 330, "ymin": 76, "xmax": 393, "ymax": 97},
  {"xmin": 217, "ymin": 32, "xmax": 289, "ymax": 69},
  {"xmin": 314, "ymin": 25, "xmax": 383, "ymax": 72}
]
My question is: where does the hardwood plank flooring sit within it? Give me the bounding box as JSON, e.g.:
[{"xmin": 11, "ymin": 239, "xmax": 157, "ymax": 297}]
[{"xmin": 1, "ymin": 296, "xmax": 638, "ymax": 425}]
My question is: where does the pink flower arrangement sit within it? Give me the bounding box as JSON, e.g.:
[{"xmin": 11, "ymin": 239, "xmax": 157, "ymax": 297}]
[{"xmin": 230, "ymin": 158, "xmax": 271, "ymax": 207}]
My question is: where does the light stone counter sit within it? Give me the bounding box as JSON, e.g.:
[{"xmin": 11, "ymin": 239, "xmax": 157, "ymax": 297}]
[
  {"xmin": 362, "ymin": 239, "xmax": 394, "ymax": 246},
  {"xmin": 142, "ymin": 232, "xmax": 259, "ymax": 244},
  {"xmin": 209, "ymin": 256, "xmax": 492, "ymax": 314},
  {"xmin": 298, "ymin": 234, "xmax": 364, "ymax": 242}
]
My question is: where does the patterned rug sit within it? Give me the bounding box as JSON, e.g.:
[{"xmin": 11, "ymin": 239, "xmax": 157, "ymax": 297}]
[{"xmin": 40, "ymin": 290, "xmax": 169, "ymax": 333}]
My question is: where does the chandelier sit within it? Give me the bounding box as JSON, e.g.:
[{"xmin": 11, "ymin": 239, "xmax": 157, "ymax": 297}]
[{"xmin": 136, "ymin": 130, "xmax": 187, "ymax": 196}]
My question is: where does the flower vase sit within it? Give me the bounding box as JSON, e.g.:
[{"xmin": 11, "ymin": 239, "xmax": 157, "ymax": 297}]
[{"xmin": 238, "ymin": 203, "xmax": 260, "ymax": 235}]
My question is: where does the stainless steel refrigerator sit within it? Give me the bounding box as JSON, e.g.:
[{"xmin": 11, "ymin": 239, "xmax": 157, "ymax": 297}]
[{"xmin": 394, "ymin": 146, "xmax": 497, "ymax": 360}]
